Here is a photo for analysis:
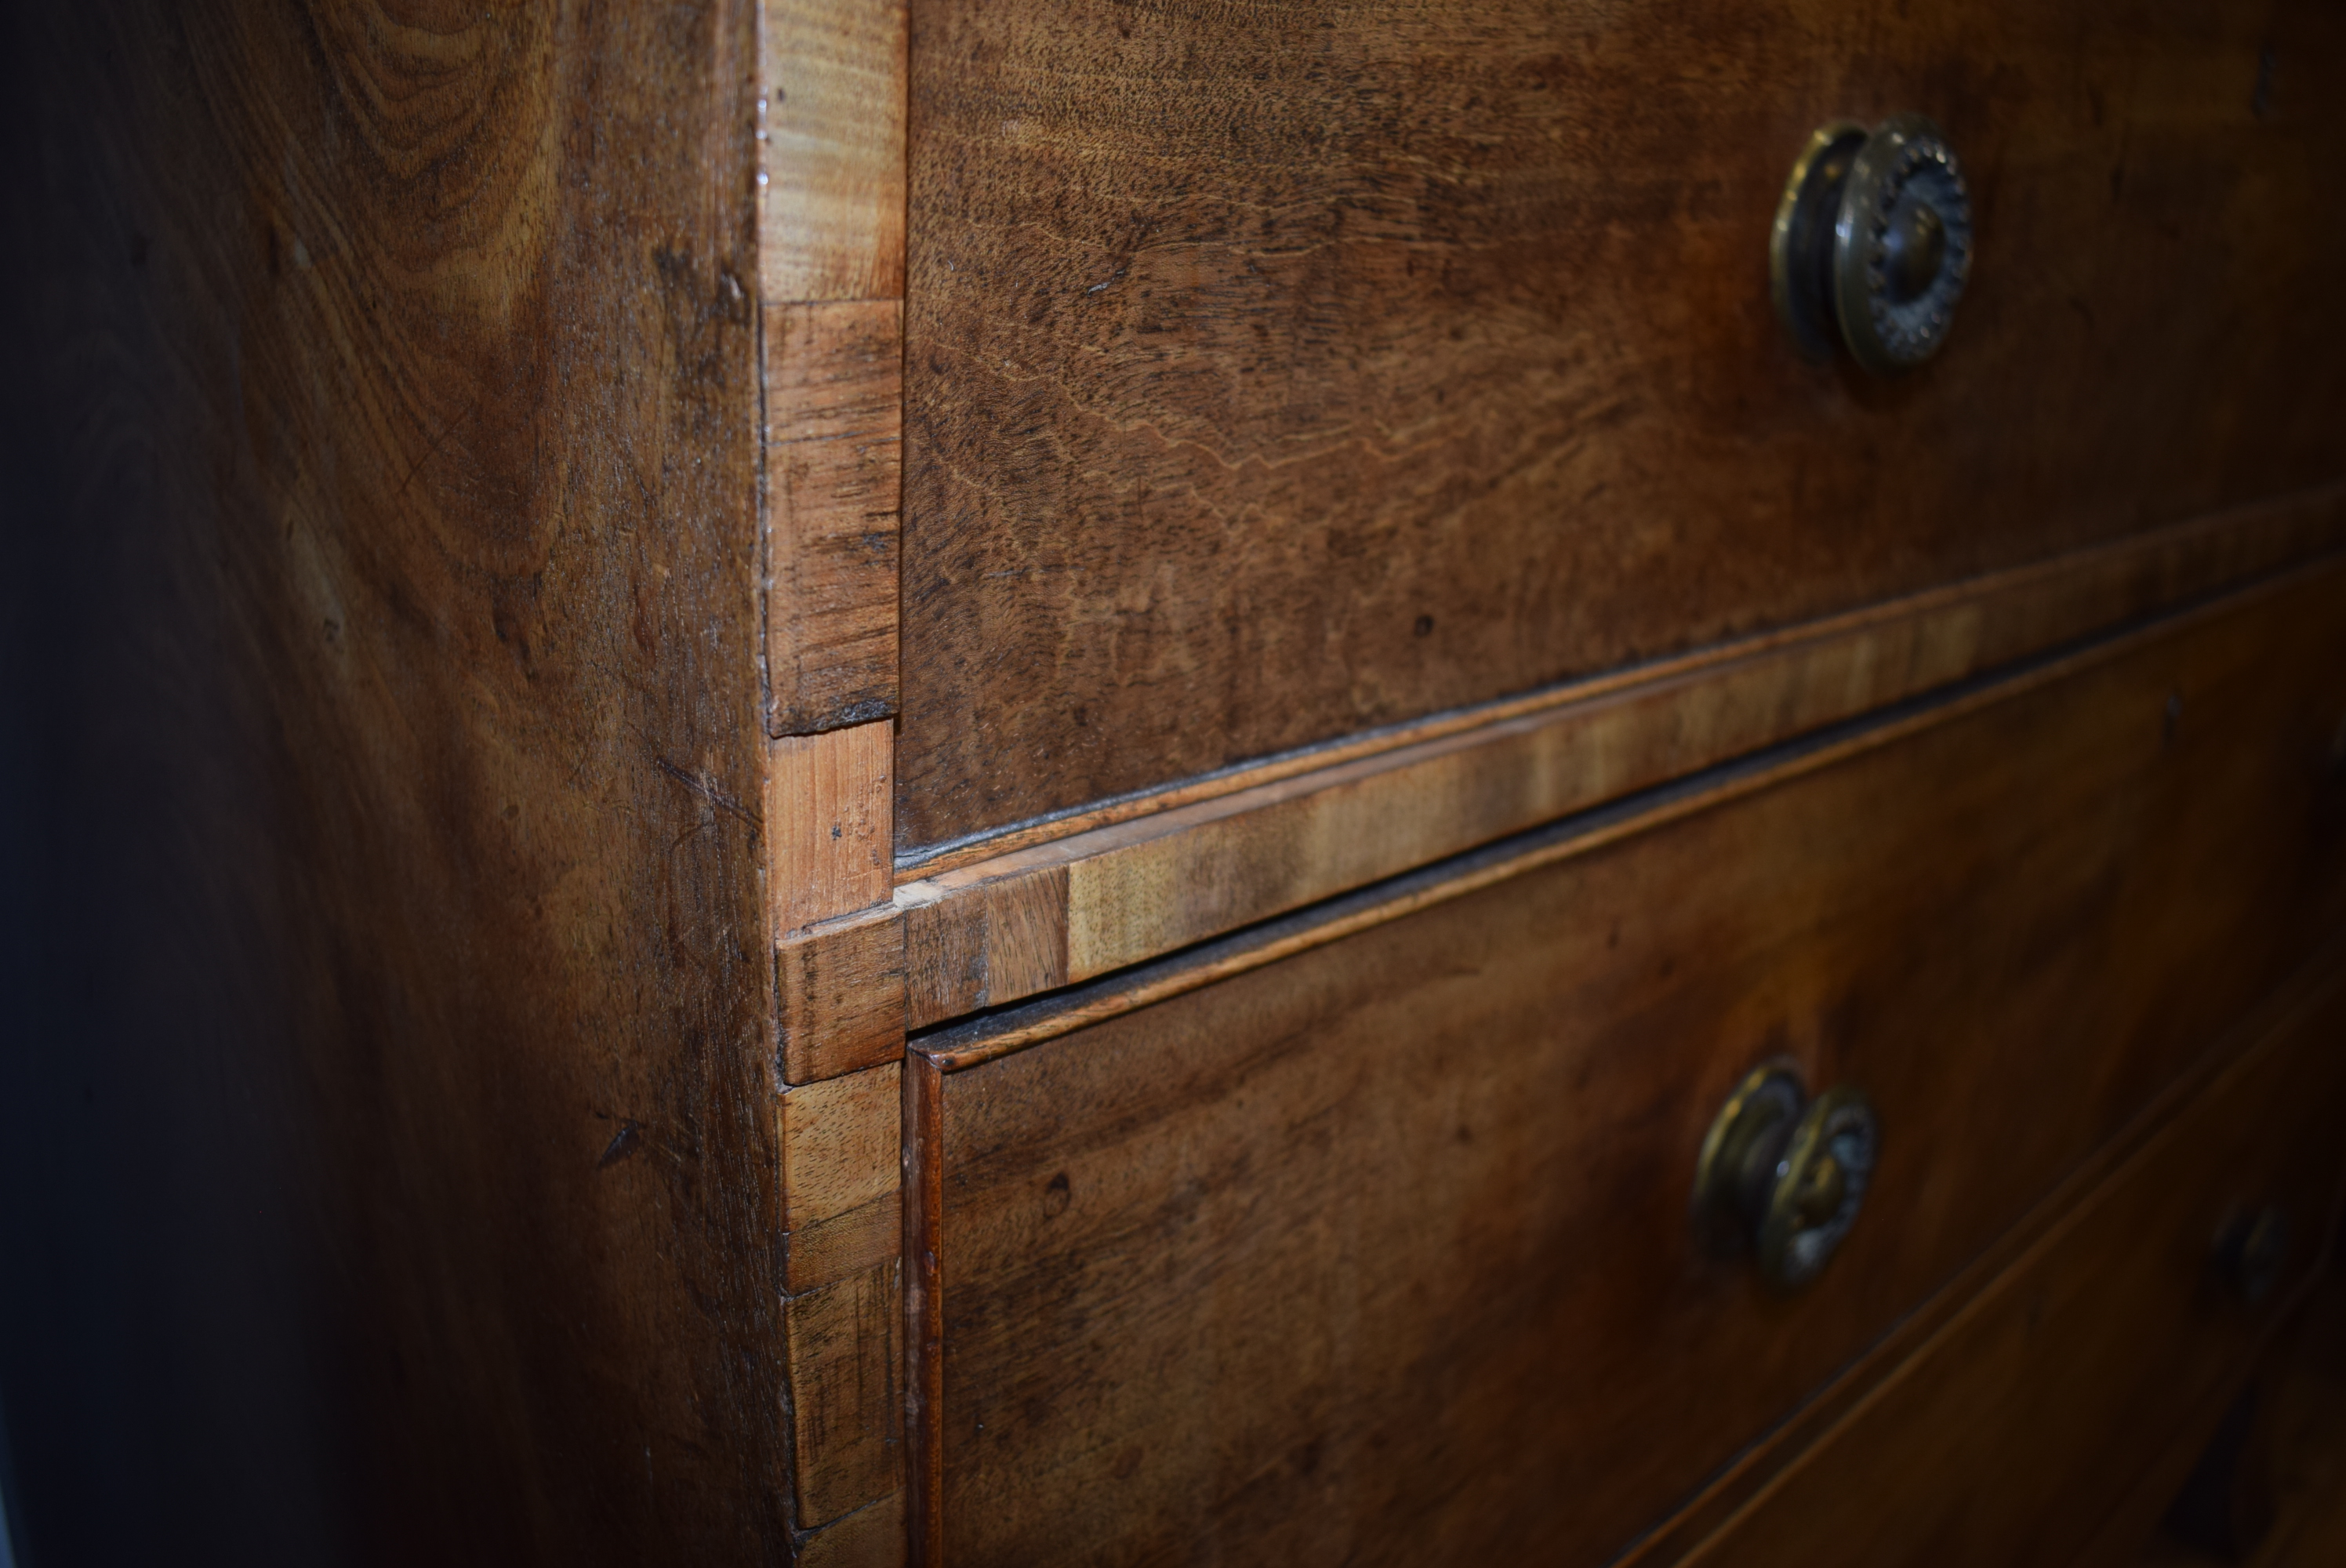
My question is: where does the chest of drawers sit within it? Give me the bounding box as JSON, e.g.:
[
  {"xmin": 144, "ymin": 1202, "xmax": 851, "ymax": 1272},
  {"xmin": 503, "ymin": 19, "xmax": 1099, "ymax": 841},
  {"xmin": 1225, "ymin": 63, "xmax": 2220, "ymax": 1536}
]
[
  {"xmin": 774, "ymin": 3, "xmax": 2346, "ymax": 1560},
  {"xmin": 17, "ymin": 0, "xmax": 2346, "ymax": 1563}
]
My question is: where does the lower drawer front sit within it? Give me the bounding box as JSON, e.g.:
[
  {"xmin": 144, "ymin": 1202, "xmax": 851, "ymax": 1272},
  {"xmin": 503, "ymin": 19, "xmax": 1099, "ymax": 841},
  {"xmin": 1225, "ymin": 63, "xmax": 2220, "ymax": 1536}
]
[
  {"xmin": 1676, "ymin": 954, "xmax": 2346, "ymax": 1568},
  {"xmin": 921, "ymin": 564, "xmax": 2346, "ymax": 1566}
]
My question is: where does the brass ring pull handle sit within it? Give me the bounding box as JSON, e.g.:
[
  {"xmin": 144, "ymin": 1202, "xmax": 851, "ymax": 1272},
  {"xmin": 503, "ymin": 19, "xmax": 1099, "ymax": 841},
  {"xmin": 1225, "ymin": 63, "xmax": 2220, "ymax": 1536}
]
[
  {"xmin": 1694, "ymin": 1062, "xmax": 1881, "ymax": 1292},
  {"xmin": 1771, "ymin": 114, "xmax": 1975, "ymax": 376}
]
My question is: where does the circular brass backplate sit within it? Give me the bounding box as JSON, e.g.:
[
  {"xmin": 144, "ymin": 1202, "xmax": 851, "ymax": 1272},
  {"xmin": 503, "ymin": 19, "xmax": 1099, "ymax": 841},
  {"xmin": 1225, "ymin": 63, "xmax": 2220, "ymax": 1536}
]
[
  {"xmin": 1772, "ymin": 114, "xmax": 1976, "ymax": 375},
  {"xmin": 1832, "ymin": 114, "xmax": 1974, "ymax": 376}
]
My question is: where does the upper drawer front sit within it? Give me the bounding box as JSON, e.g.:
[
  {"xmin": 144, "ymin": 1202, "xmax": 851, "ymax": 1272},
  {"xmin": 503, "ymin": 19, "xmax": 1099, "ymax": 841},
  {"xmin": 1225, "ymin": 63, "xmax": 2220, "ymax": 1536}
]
[
  {"xmin": 919, "ymin": 562, "xmax": 2346, "ymax": 1566},
  {"xmin": 898, "ymin": 1, "xmax": 2346, "ymax": 852}
]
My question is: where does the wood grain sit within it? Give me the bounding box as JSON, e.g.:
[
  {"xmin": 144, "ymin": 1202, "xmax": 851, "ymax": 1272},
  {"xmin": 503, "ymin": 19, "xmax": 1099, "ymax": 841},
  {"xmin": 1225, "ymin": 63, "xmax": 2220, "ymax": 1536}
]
[
  {"xmin": 770, "ymin": 721, "xmax": 895, "ymax": 938},
  {"xmin": 1612, "ymin": 938, "xmax": 2346, "ymax": 1568},
  {"xmin": 1676, "ymin": 960, "xmax": 2346, "ymax": 1568},
  {"xmin": 786, "ymin": 1193, "xmax": 903, "ymax": 1294},
  {"xmin": 899, "ymin": 499, "xmax": 2346, "ymax": 1027},
  {"xmin": 801, "ymin": 1492, "xmax": 909, "ymax": 1568},
  {"xmin": 777, "ymin": 1064, "xmax": 902, "ymax": 1528},
  {"xmin": 914, "ymin": 557, "xmax": 2346, "ymax": 1073},
  {"xmin": 900, "ymin": 861, "xmax": 1068, "ymax": 1025},
  {"xmin": 0, "ymin": 0, "xmax": 788, "ymax": 1559},
  {"xmin": 760, "ymin": 0, "xmax": 906, "ymax": 303},
  {"xmin": 779, "ymin": 903, "xmax": 906, "ymax": 1083},
  {"xmin": 756, "ymin": 0, "xmax": 911, "ymax": 1554},
  {"xmin": 779, "ymin": 1062, "xmax": 901, "ymax": 1233},
  {"xmin": 784, "ymin": 1258, "xmax": 904, "ymax": 1531},
  {"xmin": 897, "ymin": 0, "xmax": 2346, "ymax": 852},
  {"xmin": 902, "ymin": 1050, "xmax": 947, "ymax": 1568},
  {"xmin": 764, "ymin": 299, "xmax": 902, "ymax": 734},
  {"xmin": 917, "ymin": 565, "xmax": 2346, "ymax": 1566}
]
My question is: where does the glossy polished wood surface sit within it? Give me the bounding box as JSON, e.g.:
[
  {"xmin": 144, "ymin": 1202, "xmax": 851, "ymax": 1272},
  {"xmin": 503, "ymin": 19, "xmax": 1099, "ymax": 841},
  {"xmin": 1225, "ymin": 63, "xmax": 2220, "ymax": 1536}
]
[
  {"xmin": 896, "ymin": 0, "xmax": 2346, "ymax": 853},
  {"xmin": 917, "ymin": 565, "xmax": 2346, "ymax": 1566},
  {"xmin": 1680, "ymin": 956, "xmax": 2346, "ymax": 1568}
]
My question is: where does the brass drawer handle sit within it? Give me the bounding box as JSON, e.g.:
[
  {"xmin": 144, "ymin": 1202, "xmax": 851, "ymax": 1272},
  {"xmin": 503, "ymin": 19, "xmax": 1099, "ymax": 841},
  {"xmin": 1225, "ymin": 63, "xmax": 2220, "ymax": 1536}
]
[
  {"xmin": 1694, "ymin": 1062, "xmax": 1882, "ymax": 1291},
  {"xmin": 1771, "ymin": 114, "xmax": 1975, "ymax": 376}
]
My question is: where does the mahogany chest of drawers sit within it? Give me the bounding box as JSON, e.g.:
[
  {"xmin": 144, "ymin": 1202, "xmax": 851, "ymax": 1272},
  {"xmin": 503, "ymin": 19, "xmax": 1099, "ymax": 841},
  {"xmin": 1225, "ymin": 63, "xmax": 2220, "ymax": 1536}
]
[{"xmin": 11, "ymin": 0, "xmax": 2346, "ymax": 1563}]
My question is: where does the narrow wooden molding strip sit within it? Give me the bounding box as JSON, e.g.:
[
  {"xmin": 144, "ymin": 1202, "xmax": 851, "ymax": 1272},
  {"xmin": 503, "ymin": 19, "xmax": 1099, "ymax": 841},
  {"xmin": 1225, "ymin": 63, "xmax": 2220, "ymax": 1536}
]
[
  {"xmin": 756, "ymin": 0, "xmax": 911, "ymax": 1553},
  {"xmin": 911, "ymin": 554, "xmax": 2346, "ymax": 1073},
  {"xmin": 779, "ymin": 902, "xmax": 906, "ymax": 1083},
  {"xmin": 895, "ymin": 489, "xmax": 2346, "ymax": 1029},
  {"xmin": 895, "ymin": 492, "xmax": 2346, "ymax": 884},
  {"xmin": 901, "ymin": 1051, "xmax": 946, "ymax": 1568},
  {"xmin": 897, "ymin": 865, "xmax": 1065, "ymax": 1027}
]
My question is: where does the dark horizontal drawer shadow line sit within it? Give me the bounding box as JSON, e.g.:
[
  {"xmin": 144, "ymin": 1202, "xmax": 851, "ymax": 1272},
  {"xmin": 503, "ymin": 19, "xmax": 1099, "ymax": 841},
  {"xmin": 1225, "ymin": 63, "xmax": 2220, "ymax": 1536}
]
[{"xmin": 892, "ymin": 483, "xmax": 2346, "ymax": 880}]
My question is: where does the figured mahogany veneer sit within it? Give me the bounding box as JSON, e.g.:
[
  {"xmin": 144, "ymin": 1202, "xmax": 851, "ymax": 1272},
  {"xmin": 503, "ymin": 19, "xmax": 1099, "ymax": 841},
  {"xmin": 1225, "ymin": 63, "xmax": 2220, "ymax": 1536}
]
[
  {"xmin": 898, "ymin": 0, "xmax": 2346, "ymax": 851},
  {"xmin": 30, "ymin": 0, "xmax": 2346, "ymax": 1561}
]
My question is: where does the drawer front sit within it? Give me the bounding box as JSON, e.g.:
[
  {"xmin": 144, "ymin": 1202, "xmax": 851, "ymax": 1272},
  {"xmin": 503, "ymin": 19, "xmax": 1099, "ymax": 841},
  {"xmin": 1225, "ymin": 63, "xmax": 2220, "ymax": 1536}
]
[
  {"xmin": 899, "ymin": 0, "xmax": 2346, "ymax": 851},
  {"xmin": 913, "ymin": 563, "xmax": 2346, "ymax": 1566},
  {"xmin": 1675, "ymin": 953, "xmax": 2346, "ymax": 1568}
]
